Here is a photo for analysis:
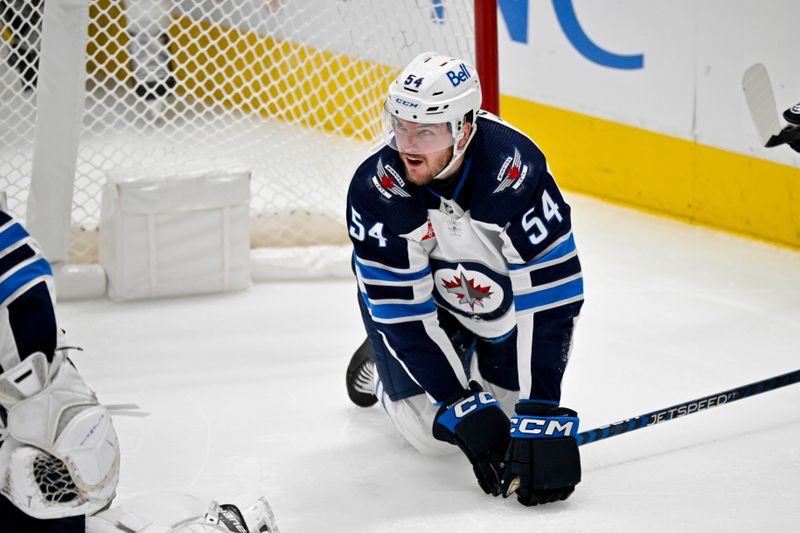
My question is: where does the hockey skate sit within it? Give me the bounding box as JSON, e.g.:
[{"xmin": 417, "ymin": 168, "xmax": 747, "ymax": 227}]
[{"xmin": 346, "ymin": 338, "xmax": 378, "ymax": 407}]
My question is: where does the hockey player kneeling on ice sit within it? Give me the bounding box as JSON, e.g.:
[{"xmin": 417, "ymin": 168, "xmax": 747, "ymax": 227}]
[
  {"xmin": 0, "ymin": 209, "xmax": 120, "ymax": 532},
  {"xmin": 344, "ymin": 53, "xmax": 583, "ymax": 506},
  {"xmin": 86, "ymin": 492, "xmax": 280, "ymax": 533}
]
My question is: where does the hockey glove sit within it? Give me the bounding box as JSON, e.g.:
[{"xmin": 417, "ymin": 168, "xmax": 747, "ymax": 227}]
[
  {"xmin": 432, "ymin": 382, "xmax": 510, "ymax": 496},
  {"xmin": 501, "ymin": 402, "xmax": 581, "ymax": 506}
]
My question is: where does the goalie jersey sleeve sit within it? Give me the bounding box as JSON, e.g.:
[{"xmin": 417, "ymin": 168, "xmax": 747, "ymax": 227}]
[
  {"xmin": 347, "ymin": 153, "xmax": 469, "ymax": 403},
  {"xmin": 0, "ymin": 209, "xmax": 58, "ymax": 373},
  {"xmin": 472, "ymin": 120, "xmax": 584, "ymax": 404}
]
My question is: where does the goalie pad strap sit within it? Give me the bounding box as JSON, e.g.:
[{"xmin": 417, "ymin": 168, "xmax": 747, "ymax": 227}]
[{"xmin": 0, "ymin": 350, "xmax": 50, "ymax": 406}]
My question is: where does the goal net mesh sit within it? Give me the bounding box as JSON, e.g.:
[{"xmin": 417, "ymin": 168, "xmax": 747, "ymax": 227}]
[{"xmin": 0, "ymin": 0, "xmax": 475, "ymax": 264}]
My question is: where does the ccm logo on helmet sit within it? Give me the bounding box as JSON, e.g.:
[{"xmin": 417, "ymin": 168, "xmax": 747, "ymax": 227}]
[
  {"xmin": 447, "ymin": 63, "xmax": 472, "ymax": 87},
  {"xmin": 510, "ymin": 416, "xmax": 577, "ymax": 438},
  {"xmin": 395, "ymin": 97, "xmax": 419, "ymax": 108}
]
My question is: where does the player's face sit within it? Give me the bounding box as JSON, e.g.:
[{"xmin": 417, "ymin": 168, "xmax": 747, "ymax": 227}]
[
  {"xmin": 399, "ymin": 145, "xmax": 455, "ymax": 185},
  {"xmin": 393, "ymin": 119, "xmax": 455, "ymax": 185}
]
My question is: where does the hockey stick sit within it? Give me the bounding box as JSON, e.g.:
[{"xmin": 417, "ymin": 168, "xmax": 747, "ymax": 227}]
[
  {"xmin": 742, "ymin": 63, "xmax": 800, "ymax": 149},
  {"xmin": 742, "ymin": 63, "xmax": 781, "ymax": 146},
  {"xmin": 576, "ymin": 369, "xmax": 800, "ymax": 446}
]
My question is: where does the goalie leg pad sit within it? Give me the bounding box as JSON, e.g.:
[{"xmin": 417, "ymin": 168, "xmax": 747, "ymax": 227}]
[{"xmin": 2, "ymin": 354, "xmax": 119, "ymax": 518}]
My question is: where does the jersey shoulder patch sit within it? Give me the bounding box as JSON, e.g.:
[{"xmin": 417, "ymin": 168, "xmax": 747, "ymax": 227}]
[
  {"xmin": 348, "ymin": 148, "xmax": 426, "ymax": 236},
  {"xmin": 351, "ymin": 147, "xmax": 415, "ymax": 200},
  {"xmin": 469, "ymin": 116, "xmax": 549, "ymax": 226}
]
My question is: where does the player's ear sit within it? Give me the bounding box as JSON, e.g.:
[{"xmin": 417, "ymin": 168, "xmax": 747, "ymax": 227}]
[{"xmin": 457, "ymin": 120, "xmax": 472, "ymax": 150}]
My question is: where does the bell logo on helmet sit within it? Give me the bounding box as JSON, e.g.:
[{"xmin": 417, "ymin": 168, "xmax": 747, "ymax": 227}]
[{"xmin": 446, "ymin": 63, "xmax": 472, "ymax": 87}]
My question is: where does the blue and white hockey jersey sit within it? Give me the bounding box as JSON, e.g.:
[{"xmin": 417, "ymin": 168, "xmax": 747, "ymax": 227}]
[
  {"xmin": 347, "ymin": 113, "xmax": 584, "ymax": 404},
  {"xmin": 0, "ymin": 209, "xmax": 58, "ymax": 373}
]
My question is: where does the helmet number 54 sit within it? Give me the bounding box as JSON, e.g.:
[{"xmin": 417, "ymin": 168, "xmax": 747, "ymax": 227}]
[{"xmin": 404, "ymin": 74, "xmax": 424, "ymax": 88}]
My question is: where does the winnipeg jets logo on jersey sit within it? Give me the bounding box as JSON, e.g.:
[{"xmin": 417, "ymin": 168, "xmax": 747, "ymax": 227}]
[
  {"xmin": 372, "ymin": 158, "xmax": 411, "ymax": 199},
  {"xmin": 434, "ymin": 266, "xmax": 503, "ymax": 314},
  {"xmin": 493, "ymin": 147, "xmax": 528, "ymax": 193},
  {"xmin": 442, "ymin": 272, "xmax": 493, "ymax": 311}
]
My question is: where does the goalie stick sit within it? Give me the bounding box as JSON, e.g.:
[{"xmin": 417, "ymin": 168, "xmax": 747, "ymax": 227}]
[
  {"xmin": 742, "ymin": 63, "xmax": 800, "ymax": 149},
  {"xmin": 576, "ymin": 369, "xmax": 800, "ymax": 446}
]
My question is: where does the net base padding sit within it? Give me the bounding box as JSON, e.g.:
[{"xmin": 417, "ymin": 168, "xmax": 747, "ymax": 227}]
[
  {"xmin": 53, "ymin": 263, "xmax": 107, "ymax": 301},
  {"xmin": 69, "ymin": 210, "xmax": 349, "ymax": 263},
  {"xmin": 57, "ymin": 246, "xmax": 352, "ymax": 300},
  {"xmin": 58, "ymin": 210, "xmax": 352, "ymax": 299}
]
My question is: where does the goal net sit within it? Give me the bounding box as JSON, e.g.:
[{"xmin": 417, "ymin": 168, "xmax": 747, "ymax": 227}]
[{"xmin": 0, "ymin": 0, "xmax": 480, "ymax": 279}]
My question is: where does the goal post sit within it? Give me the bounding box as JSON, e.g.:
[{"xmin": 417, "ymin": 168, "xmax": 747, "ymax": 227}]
[
  {"xmin": 27, "ymin": 0, "xmax": 91, "ymax": 264},
  {"xmin": 1, "ymin": 0, "xmax": 498, "ymax": 297},
  {"xmin": 475, "ymin": 0, "xmax": 499, "ymax": 116}
]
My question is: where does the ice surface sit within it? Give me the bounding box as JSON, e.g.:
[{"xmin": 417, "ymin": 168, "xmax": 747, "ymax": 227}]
[{"xmin": 58, "ymin": 193, "xmax": 800, "ymax": 532}]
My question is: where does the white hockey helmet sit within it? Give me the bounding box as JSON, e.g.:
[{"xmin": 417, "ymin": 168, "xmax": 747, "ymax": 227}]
[{"xmin": 383, "ymin": 52, "xmax": 482, "ymax": 176}]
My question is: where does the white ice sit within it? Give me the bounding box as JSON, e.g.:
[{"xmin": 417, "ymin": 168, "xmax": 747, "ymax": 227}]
[{"xmin": 58, "ymin": 193, "xmax": 800, "ymax": 533}]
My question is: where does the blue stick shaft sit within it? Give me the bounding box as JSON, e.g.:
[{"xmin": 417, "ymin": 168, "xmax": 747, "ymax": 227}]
[{"xmin": 576, "ymin": 369, "xmax": 800, "ymax": 446}]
